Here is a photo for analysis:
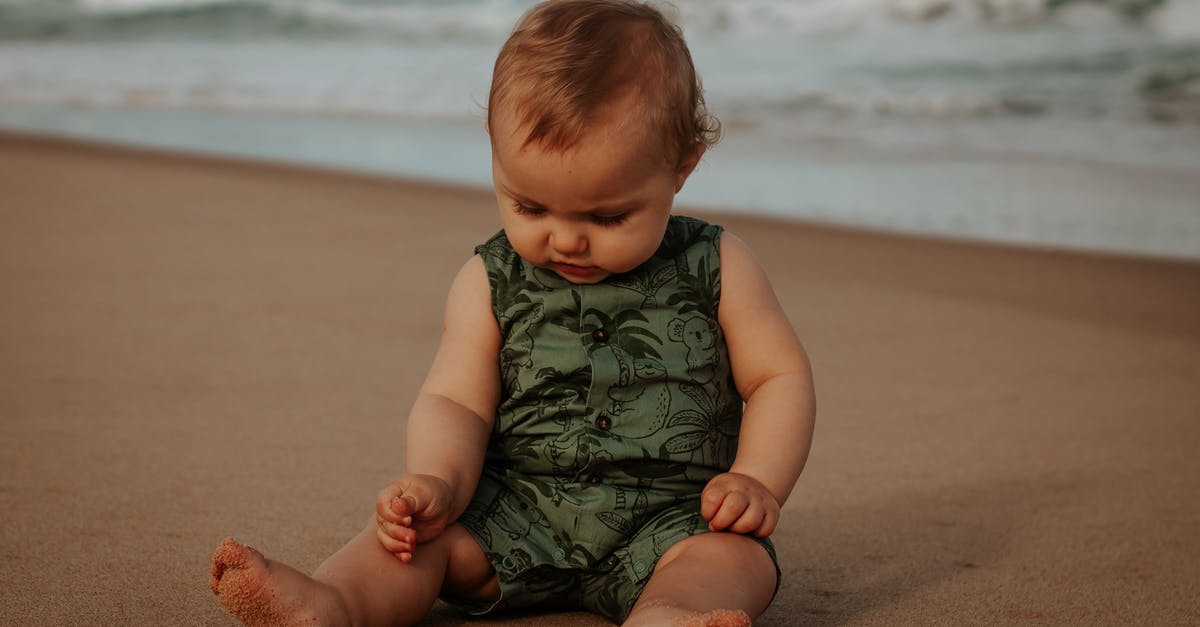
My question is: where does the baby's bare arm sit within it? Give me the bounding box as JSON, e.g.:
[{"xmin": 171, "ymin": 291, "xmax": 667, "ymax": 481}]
[
  {"xmin": 716, "ymin": 233, "xmax": 816, "ymax": 516},
  {"xmin": 376, "ymin": 256, "xmax": 500, "ymax": 557},
  {"xmin": 409, "ymin": 255, "xmax": 499, "ymax": 508}
]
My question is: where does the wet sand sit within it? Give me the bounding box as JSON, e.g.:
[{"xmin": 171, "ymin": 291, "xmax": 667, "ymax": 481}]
[{"xmin": 1, "ymin": 131, "xmax": 1198, "ymax": 625}]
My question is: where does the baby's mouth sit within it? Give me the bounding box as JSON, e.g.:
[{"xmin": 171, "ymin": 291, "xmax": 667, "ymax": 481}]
[{"xmin": 551, "ymin": 261, "xmax": 599, "ymax": 277}]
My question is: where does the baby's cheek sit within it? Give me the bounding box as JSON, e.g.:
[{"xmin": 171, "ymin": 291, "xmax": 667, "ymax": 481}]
[{"xmin": 608, "ymin": 237, "xmax": 658, "ymax": 273}]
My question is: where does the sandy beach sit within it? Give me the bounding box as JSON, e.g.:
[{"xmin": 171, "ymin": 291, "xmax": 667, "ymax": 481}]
[{"xmin": 2, "ymin": 131, "xmax": 1198, "ymax": 625}]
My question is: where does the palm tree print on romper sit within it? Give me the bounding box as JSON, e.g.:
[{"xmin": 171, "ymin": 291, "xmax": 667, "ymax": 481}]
[
  {"xmin": 458, "ymin": 217, "xmax": 753, "ymax": 620},
  {"xmin": 583, "ymin": 307, "xmax": 672, "ymax": 441}
]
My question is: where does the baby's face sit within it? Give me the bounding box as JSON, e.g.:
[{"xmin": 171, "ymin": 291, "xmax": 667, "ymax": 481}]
[{"xmin": 489, "ymin": 95, "xmax": 692, "ymax": 284}]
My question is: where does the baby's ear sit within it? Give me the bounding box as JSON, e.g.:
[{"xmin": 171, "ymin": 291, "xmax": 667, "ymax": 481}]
[{"xmin": 674, "ymin": 144, "xmax": 705, "ymax": 193}]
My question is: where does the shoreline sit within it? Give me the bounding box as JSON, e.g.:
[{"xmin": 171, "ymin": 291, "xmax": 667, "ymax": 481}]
[
  {"xmin": 4, "ymin": 128, "xmax": 1198, "ymax": 266},
  {"xmin": 2, "ymin": 131, "xmax": 1198, "ymax": 625},
  {"xmin": 4, "ymin": 99, "xmax": 1199, "ymax": 261}
]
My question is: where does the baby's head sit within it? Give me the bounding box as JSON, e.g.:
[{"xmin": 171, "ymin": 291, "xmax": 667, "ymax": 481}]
[
  {"xmin": 489, "ymin": 0, "xmax": 718, "ymax": 169},
  {"xmin": 487, "ymin": 0, "xmax": 717, "ymax": 284}
]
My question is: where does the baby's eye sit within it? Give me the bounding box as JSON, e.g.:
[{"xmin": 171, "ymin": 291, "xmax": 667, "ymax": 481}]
[
  {"xmin": 512, "ymin": 202, "xmax": 546, "ymax": 217},
  {"xmin": 591, "ymin": 213, "xmax": 627, "ymax": 227}
]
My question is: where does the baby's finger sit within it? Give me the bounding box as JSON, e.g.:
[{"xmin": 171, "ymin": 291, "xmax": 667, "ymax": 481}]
[
  {"xmin": 375, "ymin": 521, "xmax": 415, "ymax": 555},
  {"xmin": 377, "ymin": 516, "xmax": 417, "ymax": 545},
  {"xmin": 375, "ymin": 524, "xmax": 401, "ymax": 550},
  {"xmin": 755, "ymin": 507, "xmax": 780, "ymax": 538},
  {"xmin": 375, "ymin": 531, "xmax": 409, "ymax": 556},
  {"xmin": 376, "ymin": 531, "xmax": 414, "ymax": 563},
  {"xmin": 707, "ymin": 491, "xmax": 749, "ymax": 531},
  {"xmin": 376, "ymin": 485, "xmax": 408, "ymax": 524},
  {"xmin": 700, "ymin": 482, "xmax": 730, "ymax": 521},
  {"xmin": 389, "ymin": 494, "xmax": 420, "ymax": 520},
  {"xmin": 728, "ymin": 502, "xmax": 767, "ymax": 535}
]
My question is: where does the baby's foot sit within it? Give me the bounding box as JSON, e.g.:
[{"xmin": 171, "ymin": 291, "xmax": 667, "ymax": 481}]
[
  {"xmin": 210, "ymin": 538, "xmax": 346, "ymax": 627},
  {"xmin": 673, "ymin": 609, "xmax": 752, "ymax": 627}
]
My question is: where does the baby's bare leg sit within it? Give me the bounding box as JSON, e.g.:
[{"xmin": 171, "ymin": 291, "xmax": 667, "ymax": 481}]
[
  {"xmin": 210, "ymin": 522, "xmax": 497, "ymax": 627},
  {"xmin": 623, "ymin": 533, "xmax": 776, "ymax": 627}
]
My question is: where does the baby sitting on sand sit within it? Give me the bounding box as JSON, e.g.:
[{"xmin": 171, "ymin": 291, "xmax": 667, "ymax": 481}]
[{"xmin": 209, "ymin": 1, "xmax": 815, "ymax": 625}]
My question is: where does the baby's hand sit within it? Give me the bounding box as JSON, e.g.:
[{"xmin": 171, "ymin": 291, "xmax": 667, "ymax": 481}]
[
  {"xmin": 374, "ymin": 474, "xmax": 454, "ymax": 562},
  {"xmin": 700, "ymin": 472, "xmax": 781, "ymax": 538}
]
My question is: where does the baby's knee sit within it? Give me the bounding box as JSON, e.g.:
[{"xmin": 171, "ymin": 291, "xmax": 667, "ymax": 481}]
[
  {"xmin": 656, "ymin": 532, "xmax": 778, "ymax": 596},
  {"xmin": 628, "ymin": 533, "xmax": 777, "ymax": 624},
  {"xmin": 665, "ymin": 532, "xmax": 771, "ymax": 569}
]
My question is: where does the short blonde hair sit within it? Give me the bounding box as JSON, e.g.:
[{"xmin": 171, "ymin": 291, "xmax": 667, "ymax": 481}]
[{"xmin": 488, "ymin": 0, "xmax": 719, "ymax": 167}]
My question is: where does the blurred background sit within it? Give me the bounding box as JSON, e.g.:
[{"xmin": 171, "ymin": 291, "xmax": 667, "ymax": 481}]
[{"xmin": 2, "ymin": 0, "xmax": 1198, "ymax": 259}]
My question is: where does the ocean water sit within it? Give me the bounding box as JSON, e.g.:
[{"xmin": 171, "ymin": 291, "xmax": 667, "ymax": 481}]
[{"xmin": 1, "ymin": 0, "xmax": 1198, "ymax": 259}]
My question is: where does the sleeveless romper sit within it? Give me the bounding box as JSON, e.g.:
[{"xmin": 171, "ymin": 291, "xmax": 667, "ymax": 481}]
[{"xmin": 448, "ymin": 216, "xmax": 778, "ymax": 621}]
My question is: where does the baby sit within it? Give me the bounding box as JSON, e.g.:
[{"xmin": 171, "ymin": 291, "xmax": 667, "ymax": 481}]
[{"xmin": 210, "ymin": 1, "xmax": 815, "ymax": 625}]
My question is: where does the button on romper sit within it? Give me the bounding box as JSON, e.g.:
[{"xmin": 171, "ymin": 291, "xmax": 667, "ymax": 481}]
[{"xmin": 449, "ymin": 216, "xmax": 778, "ymax": 621}]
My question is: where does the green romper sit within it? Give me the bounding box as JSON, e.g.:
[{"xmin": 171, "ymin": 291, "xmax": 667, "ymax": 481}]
[{"xmin": 450, "ymin": 216, "xmax": 778, "ymax": 622}]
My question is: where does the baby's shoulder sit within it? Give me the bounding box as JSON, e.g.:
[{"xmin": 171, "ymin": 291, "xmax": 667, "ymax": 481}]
[{"xmin": 474, "ymin": 229, "xmax": 515, "ymax": 263}]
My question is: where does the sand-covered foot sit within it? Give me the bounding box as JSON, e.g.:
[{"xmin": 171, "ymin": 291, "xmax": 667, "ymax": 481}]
[
  {"xmin": 672, "ymin": 609, "xmax": 752, "ymax": 627},
  {"xmin": 210, "ymin": 538, "xmax": 347, "ymax": 627}
]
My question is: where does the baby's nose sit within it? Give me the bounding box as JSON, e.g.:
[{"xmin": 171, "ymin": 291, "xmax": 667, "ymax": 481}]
[{"xmin": 551, "ymin": 228, "xmax": 587, "ymax": 255}]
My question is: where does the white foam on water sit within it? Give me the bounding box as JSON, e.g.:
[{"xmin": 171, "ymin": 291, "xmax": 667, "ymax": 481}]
[{"xmin": 1, "ymin": 0, "xmax": 1198, "ymax": 258}]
